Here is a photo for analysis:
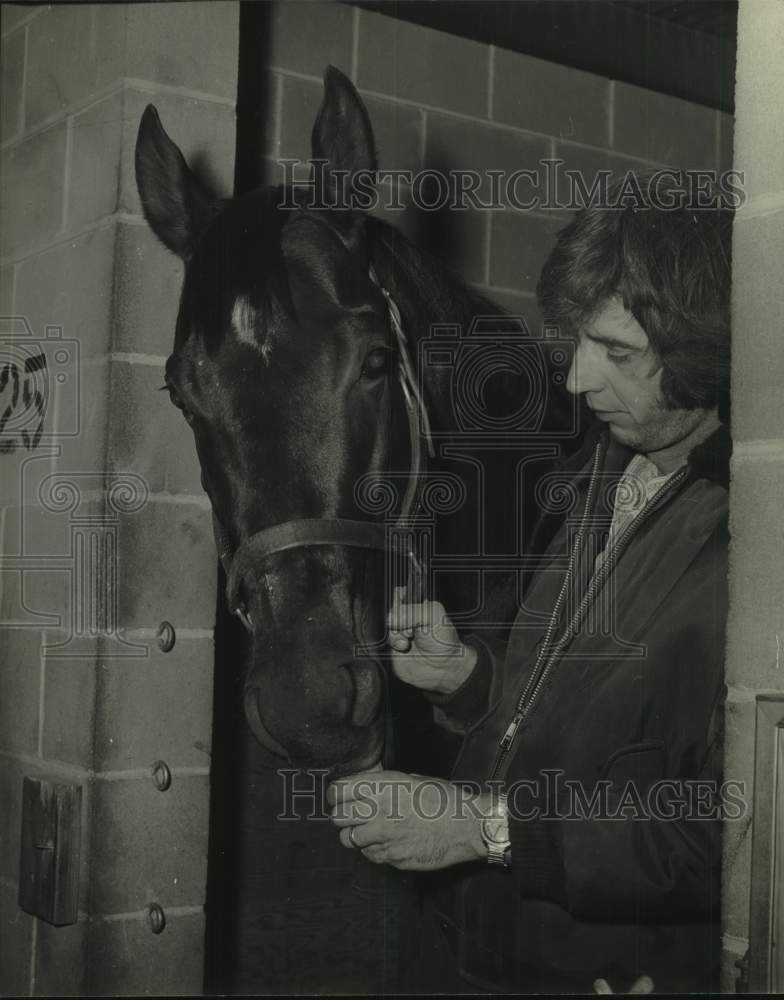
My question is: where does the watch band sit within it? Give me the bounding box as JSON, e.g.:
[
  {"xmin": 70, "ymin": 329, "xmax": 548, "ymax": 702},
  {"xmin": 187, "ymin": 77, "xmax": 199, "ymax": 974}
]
[{"xmin": 481, "ymin": 791, "xmax": 511, "ymax": 866}]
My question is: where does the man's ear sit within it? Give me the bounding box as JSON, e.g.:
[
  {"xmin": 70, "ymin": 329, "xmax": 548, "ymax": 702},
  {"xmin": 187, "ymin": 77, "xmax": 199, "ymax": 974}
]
[
  {"xmin": 135, "ymin": 105, "xmax": 216, "ymax": 259},
  {"xmin": 310, "ymin": 66, "xmax": 377, "ymax": 238}
]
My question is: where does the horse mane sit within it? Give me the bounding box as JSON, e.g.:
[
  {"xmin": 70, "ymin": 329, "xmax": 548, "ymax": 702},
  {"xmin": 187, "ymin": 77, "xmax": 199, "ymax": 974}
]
[{"xmin": 368, "ymin": 215, "xmax": 503, "ymax": 333}]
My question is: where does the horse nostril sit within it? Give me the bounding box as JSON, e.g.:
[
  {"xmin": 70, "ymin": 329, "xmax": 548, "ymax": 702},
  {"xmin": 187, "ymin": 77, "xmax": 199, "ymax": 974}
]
[{"xmin": 341, "ymin": 660, "xmax": 383, "ymax": 728}]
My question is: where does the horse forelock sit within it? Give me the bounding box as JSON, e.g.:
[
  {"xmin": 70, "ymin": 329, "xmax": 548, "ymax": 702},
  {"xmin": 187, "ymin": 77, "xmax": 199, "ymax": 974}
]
[{"xmin": 177, "ymin": 188, "xmax": 297, "ymax": 358}]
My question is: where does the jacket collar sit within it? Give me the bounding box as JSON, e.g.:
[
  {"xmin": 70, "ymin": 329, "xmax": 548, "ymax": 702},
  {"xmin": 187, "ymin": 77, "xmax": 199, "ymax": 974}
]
[
  {"xmin": 563, "ymin": 418, "xmax": 732, "ymax": 490},
  {"xmin": 686, "ymin": 421, "xmax": 731, "ymax": 489}
]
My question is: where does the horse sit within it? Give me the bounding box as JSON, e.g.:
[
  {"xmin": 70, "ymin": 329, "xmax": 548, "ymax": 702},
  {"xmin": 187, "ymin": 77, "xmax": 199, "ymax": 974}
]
[
  {"xmin": 135, "ymin": 64, "xmax": 584, "ymax": 992},
  {"xmin": 134, "ymin": 65, "xmax": 579, "ymax": 783}
]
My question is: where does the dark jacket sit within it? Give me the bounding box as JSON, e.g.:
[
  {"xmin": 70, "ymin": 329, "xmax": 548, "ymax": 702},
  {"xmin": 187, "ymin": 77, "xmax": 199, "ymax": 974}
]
[{"xmin": 425, "ymin": 422, "xmax": 731, "ymax": 994}]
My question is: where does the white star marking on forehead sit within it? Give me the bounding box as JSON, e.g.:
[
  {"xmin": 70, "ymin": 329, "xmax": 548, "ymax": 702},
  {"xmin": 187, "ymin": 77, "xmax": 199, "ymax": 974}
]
[{"xmin": 231, "ymin": 296, "xmax": 272, "ymax": 363}]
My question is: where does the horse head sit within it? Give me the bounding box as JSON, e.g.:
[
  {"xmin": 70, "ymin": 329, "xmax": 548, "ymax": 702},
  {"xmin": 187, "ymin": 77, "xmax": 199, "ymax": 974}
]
[
  {"xmin": 135, "ymin": 68, "xmax": 429, "ymax": 774},
  {"xmin": 135, "ymin": 65, "xmax": 579, "ymax": 776}
]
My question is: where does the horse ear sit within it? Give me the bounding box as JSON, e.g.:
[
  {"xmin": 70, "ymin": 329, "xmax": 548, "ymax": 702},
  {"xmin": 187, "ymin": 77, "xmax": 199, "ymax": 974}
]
[
  {"xmin": 311, "ymin": 66, "xmax": 378, "ymax": 220},
  {"xmin": 135, "ymin": 105, "xmax": 215, "ymax": 260}
]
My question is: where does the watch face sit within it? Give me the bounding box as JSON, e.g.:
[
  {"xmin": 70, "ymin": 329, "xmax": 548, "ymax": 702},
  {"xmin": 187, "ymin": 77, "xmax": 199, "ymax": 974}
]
[{"xmin": 482, "ymin": 816, "xmax": 508, "ymax": 846}]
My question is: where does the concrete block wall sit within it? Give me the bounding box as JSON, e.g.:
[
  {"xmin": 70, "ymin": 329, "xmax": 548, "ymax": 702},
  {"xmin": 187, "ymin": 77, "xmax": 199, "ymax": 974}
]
[
  {"xmin": 721, "ymin": 0, "xmax": 784, "ymax": 991},
  {"xmin": 0, "ymin": 3, "xmax": 238, "ymax": 994},
  {"xmin": 260, "ymin": 1, "xmax": 733, "ymax": 322}
]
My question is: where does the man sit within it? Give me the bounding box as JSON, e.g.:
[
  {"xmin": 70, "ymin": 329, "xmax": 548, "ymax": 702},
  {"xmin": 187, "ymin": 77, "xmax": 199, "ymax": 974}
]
[{"xmin": 328, "ymin": 177, "xmax": 732, "ymax": 993}]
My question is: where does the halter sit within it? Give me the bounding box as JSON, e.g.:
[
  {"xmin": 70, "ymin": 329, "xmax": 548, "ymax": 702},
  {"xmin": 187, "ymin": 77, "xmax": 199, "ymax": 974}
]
[{"xmin": 211, "ymin": 262, "xmax": 434, "ymax": 631}]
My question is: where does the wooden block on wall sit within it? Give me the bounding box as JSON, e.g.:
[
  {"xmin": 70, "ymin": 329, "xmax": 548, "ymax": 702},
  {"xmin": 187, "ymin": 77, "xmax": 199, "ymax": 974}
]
[{"xmin": 18, "ymin": 777, "xmax": 81, "ymax": 926}]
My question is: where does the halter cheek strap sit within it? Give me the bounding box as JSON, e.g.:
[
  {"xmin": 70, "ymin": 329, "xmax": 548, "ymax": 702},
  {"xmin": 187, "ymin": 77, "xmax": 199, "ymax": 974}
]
[{"xmin": 211, "ymin": 265, "xmax": 433, "ymax": 631}]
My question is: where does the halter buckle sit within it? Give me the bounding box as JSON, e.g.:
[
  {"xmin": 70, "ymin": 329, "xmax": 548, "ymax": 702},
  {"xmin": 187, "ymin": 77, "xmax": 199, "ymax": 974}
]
[{"xmin": 234, "ymin": 603, "xmax": 254, "ymax": 631}]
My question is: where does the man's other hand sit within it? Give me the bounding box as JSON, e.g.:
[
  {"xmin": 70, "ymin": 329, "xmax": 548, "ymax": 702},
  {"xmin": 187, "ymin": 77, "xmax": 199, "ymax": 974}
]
[
  {"xmin": 387, "ymin": 587, "xmax": 478, "ymax": 695},
  {"xmin": 328, "ymin": 769, "xmax": 487, "ymax": 871}
]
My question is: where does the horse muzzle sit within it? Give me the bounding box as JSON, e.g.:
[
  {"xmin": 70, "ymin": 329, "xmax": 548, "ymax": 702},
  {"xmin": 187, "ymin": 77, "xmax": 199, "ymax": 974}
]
[{"xmin": 242, "ymin": 642, "xmax": 386, "ymax": 768}]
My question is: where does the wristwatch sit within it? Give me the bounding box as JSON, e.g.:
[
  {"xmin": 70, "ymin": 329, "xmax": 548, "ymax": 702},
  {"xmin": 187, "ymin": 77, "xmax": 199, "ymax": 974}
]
[{"xmin": 480, "ymin": 792, "xmax": 512, "ymax": 867}]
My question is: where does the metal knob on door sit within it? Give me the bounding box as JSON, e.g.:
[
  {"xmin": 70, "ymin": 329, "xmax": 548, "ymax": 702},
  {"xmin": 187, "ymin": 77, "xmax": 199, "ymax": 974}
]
[
  {"xmin": 156, "ymin": 621, "xmax": 176, "ymax": 652},
  {"xmin": 147, "ymin": 902, "xmax": 166, "ymax": 934},
  {"xmin": 151, "ymin": 760, "xmax": 172, "ymax": 792}
]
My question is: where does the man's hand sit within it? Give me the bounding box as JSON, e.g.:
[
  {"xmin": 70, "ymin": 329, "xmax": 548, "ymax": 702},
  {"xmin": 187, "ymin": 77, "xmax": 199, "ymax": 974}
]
[
  {"xmin": 327, "ymin": 769, "xmax": 488, "ymax": 871},
  {"xmin": 386, "ymin": 586, "xmax": 478, "ymax": 695}
]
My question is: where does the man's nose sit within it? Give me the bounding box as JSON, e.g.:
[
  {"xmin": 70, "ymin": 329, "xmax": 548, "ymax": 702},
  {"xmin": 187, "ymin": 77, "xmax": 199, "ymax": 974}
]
[{"xmin": 565, "ymin": 340, "xmax": 602, "ymax": 395}]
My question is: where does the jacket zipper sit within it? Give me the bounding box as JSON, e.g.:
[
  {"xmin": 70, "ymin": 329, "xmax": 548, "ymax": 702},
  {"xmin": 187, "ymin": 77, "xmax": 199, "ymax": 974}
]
[{"xmin": 488, "ymin": 454, "xmax": 690, "ymax": 782}]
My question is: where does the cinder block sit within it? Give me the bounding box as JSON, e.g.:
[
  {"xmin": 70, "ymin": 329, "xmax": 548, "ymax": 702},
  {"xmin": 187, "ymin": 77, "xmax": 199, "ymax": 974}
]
[
  {"xmin": 613, "ymin": 82, "xmax": 717, "ymax": 169},
  {"xmin": 0, "ymin": 568, "xmax": 69, "ymax": 637},
  {"xmin": 553, "ymin": 143, "xmax": 608, "ymax": 202},
  {"xmin": 115, "ymin": 500, "xmax": 216, "ymax": 630},
  {"xmin": 91, "ymin": 3, "xmax": 129, "ymax": 93},
  {"xmin": 113, "ymin": 222, "xmax": 183, "ymax": 356},
  {"xmin": 49, "ymin": 358, "xmax": 110, "ymax": 476},
  {"xmin": 108, "ymin": 360, "xmax": 202, "ymax": 495},
  {"xmin": 24, "ymin": 4, "xmax": 93, "ymax": 127},
  {"xmin": 1, "ymin": 28, "xmax": 24, "ymax": 143},
  {"xmin": 718, "ymin": 113, "xmax": 735, "ymax": 174},
  {"xmin": 0, "ymin": 504, "xmax": 76, "ymax": 636},
  {"xmin": 67, "ymin": 92, "xmax": 124, "ymax": 233},
  {"xmin": 493, "ymin": 48, "xmax": 610, "ymax": 147},
  {"xmin": 0, "ymin": 123, "xmax": 68, "ymax": 261},
  {"xmin": 86, "ymin": 909, "xmax": 205, "ymax": 996},
  {"xmin": 15, "ymin": 223, "xmax": 116, "ymax": 359},
  {"xmin": 34, "ymin": 915, "xmax": 87, "ymax": 997},
  {"xmin": 94, "ymin": 636, "xmax": 213, "ymax": 771},
  {"xmin": 277, "ymin": 74, "xmax": 423, "ymax": 176},
  {"xmin": 477, "ymin": 285, "xmax": 542, "ymax": 328},
  {"xmin": 362, "ymin": 95, "xmax": 423, "ymax": 174},
  {"xmin": 368, "ymin": 180, "xmax": 425, "ymax": 247},
  {"xmin": 278, "ymin": 74, "xmax": 321, "ymax": 164},
  {"xmin": 1, "ymin": 4, "xmax": 36, "ymax": 37},
  {"xmin": 0, "ymin": 879, "xmax": 33, "ymax": 996},
  {"xmin": 551, "ymin": 143, "xmax": 650, "ymax": 216},
  {"xmin": 0, "ymin": 626, "xmax": 41, "ymax": 755},
  {"xmin": 0, "ymin": 263, "xmax": 14, "ymax": 311},
  {"xmin": 490, "ymin": 210, "xmax": 561, "ymax": 294},
  {"xmin": 0, "ymin": 420, "xmax": 57, "ymax": 512},
  {"xmin": 21, "ymin": 5, "xmax": 126, "ymax": 127},
  {"xmin": 41, "ymin": 652, "xmax": 96, "ymax": 768},
  {"xmin": 425, "ymin": 112, "xmax": 549, "ymax": 210},
  {"xmin": 0, "ymin": 499, "xmax": 81, "ymax": 560},
  {"xmin": 731, "ymin": 210, "xmax": 784, "ymax": 441},
  {"xmin": 125, "ymin": 2, "xmax": 239, "ymax": 101},
  {"xmin": 268, "ymin": 0, "xmax": 354, "ymax": 77},
  {"xmin": 120, "ymin": 88, "xmax": 237, "ymax": 219},
  {"xmin": 89, "ymin": 774, "xmax": 209, "ymax": 914},
  {"xmin": 733, "ymin": 0, "xmax": 784, "ymax": 200},
  {"xmin": 726, "ymin": 457, "xmax": 784, "ymax": 689},
  {"xmin": 0, "ymin": 758, "xmax": 24, "ymax": 882},
  {"xmin": 357, "ymin": 9, "xmax": 489, "ymax": 119}
]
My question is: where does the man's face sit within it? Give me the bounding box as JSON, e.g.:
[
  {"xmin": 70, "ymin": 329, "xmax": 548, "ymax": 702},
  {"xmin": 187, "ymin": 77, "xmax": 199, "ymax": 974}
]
[{"xmin": 566, "ymin": 296, "xmax": 707, "ymax": 455}]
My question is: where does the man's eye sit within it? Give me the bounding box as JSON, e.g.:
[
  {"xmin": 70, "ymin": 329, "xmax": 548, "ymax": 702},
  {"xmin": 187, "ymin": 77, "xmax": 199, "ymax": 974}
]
[
  {"xmin": 361, "ymin": 347, "xmax": 393, "ymax": 379},
  {"xmin": 607, "ymin": 350, "xmax": 632, "ymax": 363}
]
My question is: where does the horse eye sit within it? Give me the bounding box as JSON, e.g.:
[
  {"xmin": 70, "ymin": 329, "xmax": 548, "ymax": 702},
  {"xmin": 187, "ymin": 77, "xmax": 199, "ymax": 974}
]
[
  {"xmin": 167, "ymin": 386, "xmax": 183, "ymax": 408},
  {"xmin": 361, "ymin": 347, "xmax": 393, "ymax": 380},
  {"xmin": 167, "ymin": 387, "xmax": 193, "ymax": 422}
]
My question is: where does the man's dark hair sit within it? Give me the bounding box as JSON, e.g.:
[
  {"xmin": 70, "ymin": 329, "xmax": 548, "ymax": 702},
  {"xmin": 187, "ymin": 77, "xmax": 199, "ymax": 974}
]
[{"xmin": 536, "ymin": 174, "xmax": 732, "ymax": 416}]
